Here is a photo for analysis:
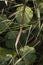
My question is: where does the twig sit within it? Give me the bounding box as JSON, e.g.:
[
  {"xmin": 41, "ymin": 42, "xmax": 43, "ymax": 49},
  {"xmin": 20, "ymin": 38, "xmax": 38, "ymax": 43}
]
[
  {"xmin": 37, "ymin": 24, "xmax": 43, "ymax": 37},
  {"xmin": 15, "ymin": 0, "xmax": 26, "ymax": 54},
  {"xmin": 25, "ymin": 25, "xmax": 32, "ymax": 45},
  {"xmin": 33, "ymin": 0, "xmax": 41, "ymax": 28},
  {"xmin": 14, "ymin": 47, "xmax": 35, "ymax": 65},
  {"xmin": 33, "ymin": 41, "xmax": 40, "ymax": 47},
  {"xmin": 15, "ymin": 27, "xmax": 22, "ymax": 54},
  {"xmin": 32, "ymin": 24, "xmax": 43, "ymax": 45}
]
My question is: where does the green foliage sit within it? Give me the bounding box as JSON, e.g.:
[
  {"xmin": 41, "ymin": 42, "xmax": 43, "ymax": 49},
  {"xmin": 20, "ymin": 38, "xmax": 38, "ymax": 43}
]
[
  {"xmin": 0, "ymin": 0, "xmax": 43, "ymax": 65},
  {"xmin": 0, "ymin": 47, "xmax": 16, "ymax": 56},
  {"xmin": 0, "ymin": 54, "xmax": 12, "ymax": 65},
  {"xmin": 0, "ymin": 15, "xmax": 13, "ymax": 34},
  {"xmin": 15, "ymin": 6, "xmax": 33, "ymax": 25},
  {"xmin": 19, "ymin": 46, "xmax": 36, "ymax": 65},
  {"xmin": 5, "ymin": 31, "xmax": 18, "ymax": 49}
]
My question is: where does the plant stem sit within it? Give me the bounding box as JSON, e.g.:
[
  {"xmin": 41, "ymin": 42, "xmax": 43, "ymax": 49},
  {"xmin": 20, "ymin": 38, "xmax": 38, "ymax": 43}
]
[
  {"xmin": 25, "ymin": 25, "xmax": 32, "ymax": 45},
  {"xmin": 15, "ymin": 0, "xmax": 26, "ymax": 54}
]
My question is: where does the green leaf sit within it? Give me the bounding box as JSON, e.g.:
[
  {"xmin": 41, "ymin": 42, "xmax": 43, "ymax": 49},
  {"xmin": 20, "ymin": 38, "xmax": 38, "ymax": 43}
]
[
  {"xmin": 19, "ymin": 46, "xmax": 36, "ymax": 65},
  {"xmin": 15, "ymin": 6, "xmax": 33, "ymax": 25},
  {"xmin": 5, "ymin": 31, "xmax": 18, "ymax": 49},
  {"xmin": 0, "ymin": 54, "xmax": 12, "ymax": 65},
  {"xmin": 0, "ymin": 47, "xmax": 16, "ymax": 56},
  {"xmin": 0, "ymin": 15, "xmax": 13, "ymax": 34},
  {"xmin": 0, "ymin": 47, "xmax": 17, "ymax": 65}
]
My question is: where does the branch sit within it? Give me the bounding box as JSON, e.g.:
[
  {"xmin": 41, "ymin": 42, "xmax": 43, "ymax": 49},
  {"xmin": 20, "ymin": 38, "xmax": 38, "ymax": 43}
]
[{"xmin": 15, "ymin": 0, "xmax": 26, "ymax": 54}]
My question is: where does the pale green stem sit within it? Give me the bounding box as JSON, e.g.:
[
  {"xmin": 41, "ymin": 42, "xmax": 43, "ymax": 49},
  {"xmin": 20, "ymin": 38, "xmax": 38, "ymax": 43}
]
[{"xmin": 25, "ymin": 25, "xmax": 32, "ymax": 45}]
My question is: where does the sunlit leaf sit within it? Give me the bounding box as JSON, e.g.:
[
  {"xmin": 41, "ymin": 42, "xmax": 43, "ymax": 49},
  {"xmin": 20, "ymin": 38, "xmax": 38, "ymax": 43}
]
[
  {"xmin": 15, "ymin": 6, "xmax": 33, "ymax": 25},
  {"xmin": 19, "ymin": 46, "xmax": 36, "ymax": 65}
]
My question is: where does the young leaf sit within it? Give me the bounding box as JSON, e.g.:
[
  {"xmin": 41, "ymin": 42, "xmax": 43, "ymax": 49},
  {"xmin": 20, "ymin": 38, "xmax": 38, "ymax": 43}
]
[{"xmin": 15, "ymin": 6, "xmax": 33, "ymax": 25}]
